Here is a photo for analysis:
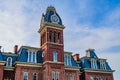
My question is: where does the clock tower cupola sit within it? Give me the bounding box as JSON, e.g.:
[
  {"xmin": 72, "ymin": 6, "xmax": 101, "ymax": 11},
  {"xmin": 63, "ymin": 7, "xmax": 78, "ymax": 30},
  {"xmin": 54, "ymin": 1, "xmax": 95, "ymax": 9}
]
[{"xmin": 38, "ymin": 6, "xmax": 65, "ymax": 62}]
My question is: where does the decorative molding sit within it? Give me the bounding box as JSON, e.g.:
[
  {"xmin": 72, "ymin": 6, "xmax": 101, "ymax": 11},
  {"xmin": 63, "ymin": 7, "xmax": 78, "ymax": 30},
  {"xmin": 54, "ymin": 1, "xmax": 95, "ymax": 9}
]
[
  {"xmin": 65, "ymin": 66, "xmax": 80, "ymax": 71},
  {"xmin": 4, "ymin": 66, "xmax": 15, "ymax": 71},
  {"xmin": 83, "ymin": 68, "xmax": 115, "ymax": 73},
  {"xmin": 2, "ymin": 53, "xmax": 18, "ymax": 56},
  {"xmin": 0, "ymin": 61, "xmax": 6, "ymax": 65},
  {"xmin": 41, "ymin": 42, "xmax": 63, "ymax": 48},
  {"xmin": 38, "ymin": 22, "xmax": 65, "ymax": 33},
  {"xmin": 14, "ymin": 62, "xmax": 42, "ymax": 68},
  {"xmin": 43, "ymin": 61, "xmax": 64, "ymax": 65}
]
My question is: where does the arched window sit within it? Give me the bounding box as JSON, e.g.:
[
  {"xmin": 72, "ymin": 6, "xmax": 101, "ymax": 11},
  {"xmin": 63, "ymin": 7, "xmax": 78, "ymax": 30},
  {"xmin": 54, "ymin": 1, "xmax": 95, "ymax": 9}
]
[
  {"xmin": 49, "ymin": 31, "xmax": 52, "ymax": 42},
  {"xmin": 23, "ymin": 72, "xmax": 28, "ymax": 80},
  {"xmin": 70, "ymin": 74, "xmax": 74, "ymax": 80},
  {"xmin": 58, "ymin": 32, "xmax": 60, "ymax": 39},
  {"xmin": 53, "ymin": 51, "xmax": 57, "ymax": 62},
  {"xmin": 53, "ymin": 31, "xmax": 56, "ymax": 43},
  {"xmin": 33, "ymin": 73, "xmax": 37, "ymax": 80},
  {"xmin": 52, "ymin": 71, "xmax": 55, "ymax": 80},
  {"xmin": 58, "ymin": 32, "xmax": 60, "ymax": 43},
  {"xmin": 6, "ymin": 57, "xmax": 12, "ymax": 67},
  {"xmin": 56, "ymin": 71, "xmax": 59, "ymax": 80}
]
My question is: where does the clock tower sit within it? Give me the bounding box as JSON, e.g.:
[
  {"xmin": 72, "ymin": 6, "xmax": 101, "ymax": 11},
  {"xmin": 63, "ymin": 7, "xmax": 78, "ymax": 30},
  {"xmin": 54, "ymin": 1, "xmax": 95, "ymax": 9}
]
[{"xmin": 38, "ymin": 6, "xmax": 65, "ymax": 80}]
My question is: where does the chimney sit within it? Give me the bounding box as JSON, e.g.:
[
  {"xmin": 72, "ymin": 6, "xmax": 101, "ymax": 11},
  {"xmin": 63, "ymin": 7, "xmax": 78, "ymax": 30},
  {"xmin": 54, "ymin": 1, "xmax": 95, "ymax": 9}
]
[
  {"xmin": 73, "ymin": 54, "xmax": 79, "ymax": 61},
  {"xmin": 0, "ymin": 46, "xmax": 1, "ymax": 51},
  {"xmin": 86, "ymin": 49, "xmax": 95, "ymax": 57},
  {"xmin": 14, "ymin": 45, "xmax": 18, "ymax": 54}
]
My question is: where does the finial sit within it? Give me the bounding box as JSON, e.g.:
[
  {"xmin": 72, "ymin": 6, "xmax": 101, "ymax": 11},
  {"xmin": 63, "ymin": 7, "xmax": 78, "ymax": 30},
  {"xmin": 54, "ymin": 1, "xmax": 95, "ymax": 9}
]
[{"xmin": 46, "ymin": 6, "xmax": 56, "ymax": 12}]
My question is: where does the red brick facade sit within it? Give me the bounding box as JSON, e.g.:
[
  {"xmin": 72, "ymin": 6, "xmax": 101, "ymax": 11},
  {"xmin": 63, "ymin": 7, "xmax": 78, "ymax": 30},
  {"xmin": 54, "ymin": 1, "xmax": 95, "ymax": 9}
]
[
  {"xmin": 15, "ymin": 65, "xmax": 43, "ymax": 80},
  {"xmin": 0, "ymin": 64, "xmax": 4, "ymax": 80}
]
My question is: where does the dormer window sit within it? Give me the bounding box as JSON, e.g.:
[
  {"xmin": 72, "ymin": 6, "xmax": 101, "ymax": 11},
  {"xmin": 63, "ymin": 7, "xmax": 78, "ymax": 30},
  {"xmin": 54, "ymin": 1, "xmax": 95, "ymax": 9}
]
[
  {"xmin": 53, "ymin": 51, "xmax": 58, "ymax": 62},
  {"xmin": 6, "ymin": 57, "xmax": 12, "ymax": 67},
  {"xmin": 100, "ymin": 60, "xmax": 106, "ymax": 70},
  {"xmin": 64, "ymin": 55, "xmax": 71, "ymax": 66},
  {"xmin": 28, "ymin": 51, "xmax": 37, "ymax": 63},
  {"xmin": 91, "ymin": 59, "xmax": 97, "ymax": 69}
]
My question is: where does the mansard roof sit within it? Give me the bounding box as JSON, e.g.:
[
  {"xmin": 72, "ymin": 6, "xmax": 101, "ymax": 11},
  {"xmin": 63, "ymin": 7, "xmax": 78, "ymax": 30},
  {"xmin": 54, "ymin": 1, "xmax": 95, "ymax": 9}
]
[
  {"xmin": 64, "ymin": 51, "xmax": 78, "ymax": 67},
  {"xmin": 80, "ymin": 49, "xmax": 113, "ymax": 71},
  {"xmin": 17, "ymin": 46, "xmax": 43, "ymax": 63}
]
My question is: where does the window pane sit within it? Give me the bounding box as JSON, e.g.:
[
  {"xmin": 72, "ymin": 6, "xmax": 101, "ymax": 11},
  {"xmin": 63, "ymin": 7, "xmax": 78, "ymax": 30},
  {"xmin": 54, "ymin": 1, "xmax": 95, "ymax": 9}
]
[
  {"xmin": 53, "ymin": 52, "xmax": 57, "ymax": 62},
  {"xmin": 33, "ymin": 52, "xmax": 35, "ymax": 62},
  {"xmin": 56, "ymin": 72, "xmax": 59, "ymax": 80},
  {"xmin": 6, "ymin": 57, "xmax": 12, "ymax": 67},
  {"xmin": 64, "ymin": 55, "xmax": 67, "ymax": 66},
  {"xmin": 23, "ymin": 72, "xmax": 28, "ymax": 80},
  {"xmin": 68, "ymin": 56, "xmax": 71, "ymax": 66},
  {"xmin": 49, "ymin": 31, "xmax": 52, "ymax": 42},
  {"xmin": 52, "ymin": 71, "xmax": 55, "ymax": 80},
  {"xmin": 33, "ymin": 73, "xmax": 37, "ymax": 80}
]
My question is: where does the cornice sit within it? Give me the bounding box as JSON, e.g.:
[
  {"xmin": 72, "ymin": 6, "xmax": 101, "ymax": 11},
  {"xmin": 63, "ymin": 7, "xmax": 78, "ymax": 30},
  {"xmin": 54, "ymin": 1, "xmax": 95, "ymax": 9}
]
[
  {"xmin": 14, "ymin": 62, "xmax": 42, "ymax": 68},
  {"xmin": 83, "ymin": 68, "xmax": 115, "ymax": 73},
  {"xmin": 2, "ymin": 53, "xmax": 18, "ymax": 56},
  {"xmin": 0, "ymin": 61, "xmax": 6, "ymax": 65},
  {"xmin": 43, "ymin": 61, "xmax": 64, "ymax": 65},
  {"xmin": 4, "ymin": 66, "xmax": 15, "ymax": 71},
  {"xmin": 38, "ymin": 22, "xmax": 65, "ymax": 33},
  {"xmin": 65, "ymin": 66, "xmax": 80, "ymax": 71}
]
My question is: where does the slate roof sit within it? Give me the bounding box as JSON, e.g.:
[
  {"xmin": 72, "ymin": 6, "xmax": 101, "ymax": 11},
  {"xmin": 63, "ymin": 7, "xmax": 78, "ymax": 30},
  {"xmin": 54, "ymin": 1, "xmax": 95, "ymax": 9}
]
[
  {"xmin": 42, "ymin": 6, "xmax": 63, "ymax": 25},
  {"xmin": 79, "ymin": 49, "xmax": 112, "ymax": 71},
  {"xmin": 17, "ymin": 46, "xmax": 43, "ymax": 63}
]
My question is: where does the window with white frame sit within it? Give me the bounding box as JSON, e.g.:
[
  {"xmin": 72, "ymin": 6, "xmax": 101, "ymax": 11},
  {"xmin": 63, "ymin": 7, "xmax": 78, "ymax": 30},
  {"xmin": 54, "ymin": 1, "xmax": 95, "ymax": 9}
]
[
  {"xmin": 6, "ymin": 57, "xmax": 12, "ymax": 67},
  {"xmin": 23, "ymin": 72, "xmax": 28, "ymax": 80},
  {"xmin": 64, "ymin": 55, "xmax": 71, "ymax": 66},
  {"xmin": 90, "ymin": 76, "xmax": 93, "ymax": 80},
  {"xmin": 52, "ymin": 71, "xmax": 60, "ymax": 80},
  {"xmin": 52, "ymin": 71, "xmax": 55, "ymax": 80},
  {"xmin": 91, "ymin": 59, "xmax": 97, "ymax": 69},
  {"xmin": 28, "ymin": 51, "xmax": 37, "ymax": 63},
  {"xmin": 53, "ymin": 51, "xmax": 58, "ymax": 62},
  {"xmin": 56, "ymin": 71, "xmax": 59, "ymax": 80},
  {"xmin": 70, "ymin": 74, "xmax": 74, "ymax": 80},
  {"xmin": 100, "ymin": 60, "xmax": 106, "ymax": 70},
  {"xmin": 33, "ymin": 73, "xmax": 37, "ymax": 80},
  {"xmin": 64, "ymin": 55, "xmax": 67, "ymax": 66}
]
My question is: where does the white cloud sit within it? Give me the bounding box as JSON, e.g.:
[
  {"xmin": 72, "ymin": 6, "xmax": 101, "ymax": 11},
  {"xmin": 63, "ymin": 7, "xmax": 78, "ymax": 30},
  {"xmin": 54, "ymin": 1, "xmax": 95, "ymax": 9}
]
[{"xmin": 0, "ymin": 0, "xmax": 40, "ymax": 52}]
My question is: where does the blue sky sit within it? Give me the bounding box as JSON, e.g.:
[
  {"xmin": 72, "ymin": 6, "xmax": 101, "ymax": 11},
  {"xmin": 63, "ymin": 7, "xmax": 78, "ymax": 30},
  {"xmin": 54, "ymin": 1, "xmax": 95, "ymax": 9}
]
[{"xmin": 0, "ymin": 0, "xmax": 120, "ymax": 79}]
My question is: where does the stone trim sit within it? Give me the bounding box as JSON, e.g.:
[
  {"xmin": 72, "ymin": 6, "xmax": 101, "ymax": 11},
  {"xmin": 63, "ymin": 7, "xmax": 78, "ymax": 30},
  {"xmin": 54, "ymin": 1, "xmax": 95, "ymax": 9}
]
[
  {"xmin": 43, "ymin": 61, "xmax": 64, "ymax": 65},
  {"xmin": 83, "ymin": 68, "xmax": 115, "ymax": 73},
  {"xmin": 14, "ymin": 62, "xmax": 42, "ymax": 67},
  {"xmin": 4, "ymin": 66, "xmax": 15, "ymax": 71},
  {"xmin": 65, "ymin": 66, "xmax": 80, "ymax": 71},
  {"xmin": 0, "ymin": 61, "xmax": 6, "ymax": 65}
]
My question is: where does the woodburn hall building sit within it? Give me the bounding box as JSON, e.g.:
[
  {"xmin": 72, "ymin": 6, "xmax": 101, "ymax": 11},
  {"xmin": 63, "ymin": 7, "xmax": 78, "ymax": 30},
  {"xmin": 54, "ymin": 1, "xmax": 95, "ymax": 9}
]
[{"xmin": 0, "ymin": 6, "xmax": 114, "ymax": 80}]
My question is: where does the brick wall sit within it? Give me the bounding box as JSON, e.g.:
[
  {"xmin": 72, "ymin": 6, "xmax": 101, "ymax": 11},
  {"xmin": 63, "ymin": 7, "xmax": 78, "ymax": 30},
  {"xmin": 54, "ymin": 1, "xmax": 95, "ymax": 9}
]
[
  {"xmin": 85, "ymin": 72, "xmax": 114, "ymax": 80},
  {"xmin": 0, "ymin": 65, "xmax": 4, "ymax": 80},
  {"xmin": 15, "ymin": 66, "xmax": 43, "ymax": 80}
]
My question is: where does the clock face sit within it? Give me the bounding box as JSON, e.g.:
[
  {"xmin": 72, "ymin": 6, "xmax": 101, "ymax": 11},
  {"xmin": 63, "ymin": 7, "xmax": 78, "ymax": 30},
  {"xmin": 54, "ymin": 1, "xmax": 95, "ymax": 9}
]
[{"xmin": 51, "ymin": 15, "xmax": 59, "ymax": 23}]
